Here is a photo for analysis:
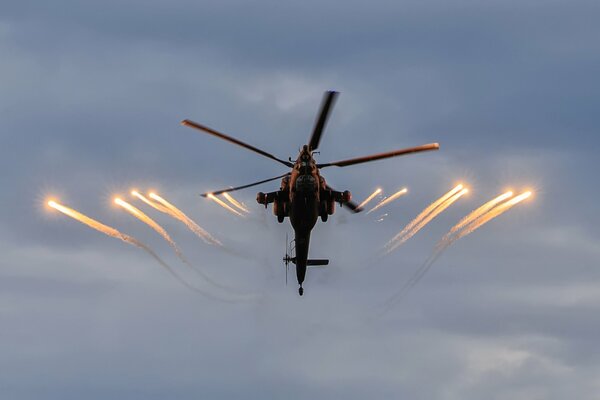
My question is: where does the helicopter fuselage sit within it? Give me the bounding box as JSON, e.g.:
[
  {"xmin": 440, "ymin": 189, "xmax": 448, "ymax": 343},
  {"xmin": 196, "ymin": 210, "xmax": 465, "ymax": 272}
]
[
  {"xmin": 184, "ymin": 90, "xmax": 440, "ymax": 297},
  {"xmin": 257, "ymin": 145, "xmax": 350, "ymax": 295}
]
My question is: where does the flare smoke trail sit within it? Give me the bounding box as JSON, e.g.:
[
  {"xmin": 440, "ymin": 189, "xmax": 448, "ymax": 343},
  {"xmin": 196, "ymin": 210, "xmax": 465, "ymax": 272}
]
[
  {"xmin": 122, "ymin": 196, "xmax": 253, "ymax": 299},
  {"xmin": 384, "ymin": 184, "xmax": 463, "ymax": 250},
  {"xmin": 115, "ymin": 198, "xmax": 184, "ymax": 259},
  {"xmin": 384, "ymin": 191, "xmax": 532, "ymax": 308},
  {"xmin": 438, "ymin": 191, "xmax": 513, "ymax": 248},
  {"xmin": 146, "ymin": 192, "xmax": 222, "ymax": 246},
  {"xmin": 357, "ymin": 188, "xmax": 382, "ymax": 210},
  {"xmin": 382, "ymin": 250, "xmax": 441, "ymax": 309},
  {"xmin": 131, "ymin": 190, "xmax": 170, "ymax": 213},
  {"xmin": 386, "ymin": 188, "xmax": 468, "ymax": 253},
  {"xmin": 223, "ymin": 193, "xmax": 250, "ymax": 213},
  {"xmin": 47, "ymin": 200, "xmax": 210, "ymax": 295},
  {"xmin": 367, "ymin": 188, "xmax": 407, "ymax": 214},
  {"xmin": 207, "ymin": 193, "xmax": 244, "ymax": 217},
  {"xmin": 452, "ymin": 191, "xmax": 532, "ymax": 242}
]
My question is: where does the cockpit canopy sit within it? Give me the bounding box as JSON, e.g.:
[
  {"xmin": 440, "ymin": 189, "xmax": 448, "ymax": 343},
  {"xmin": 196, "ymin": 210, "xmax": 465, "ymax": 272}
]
[{"xmin": 295, "ymin": 145, "xmax": 316, "ymax": 174}]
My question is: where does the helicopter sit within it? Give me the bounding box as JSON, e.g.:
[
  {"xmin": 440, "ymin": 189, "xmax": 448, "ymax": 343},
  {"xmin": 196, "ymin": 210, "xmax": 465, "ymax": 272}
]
[{"xmin": 181, "ymin": 91, "xmax": 439, "ymax": 296}]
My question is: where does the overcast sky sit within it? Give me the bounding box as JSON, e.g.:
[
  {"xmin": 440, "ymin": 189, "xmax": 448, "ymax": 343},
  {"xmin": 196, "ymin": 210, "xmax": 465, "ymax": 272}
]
[{"xmin": 1, "ymin": 1, "xmax": 600, "ymax": 399}]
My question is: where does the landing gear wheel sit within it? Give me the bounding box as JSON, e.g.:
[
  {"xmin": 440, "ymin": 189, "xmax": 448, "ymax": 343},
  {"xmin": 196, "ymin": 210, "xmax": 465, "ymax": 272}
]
[
  {"xmin": 320, "ymin": 213, "xmax": 328, "ymax": 222},
  {"xmin": 277, "ymin": 214, "xmax": 284, "ymax": 223},
  {"xmin": 299, "ymin": 287, "xmax": 304, "ymax": 296}
]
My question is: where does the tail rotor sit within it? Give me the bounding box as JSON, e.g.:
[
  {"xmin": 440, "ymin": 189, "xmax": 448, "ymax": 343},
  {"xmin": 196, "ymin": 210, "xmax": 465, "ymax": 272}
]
[
  {"xmin": 283, "ymin": 232, "xmax": 290, "ymax": 285},
  {"xmin": 282, "ymin": 232, "xmax": 295, "ymax": 286}
]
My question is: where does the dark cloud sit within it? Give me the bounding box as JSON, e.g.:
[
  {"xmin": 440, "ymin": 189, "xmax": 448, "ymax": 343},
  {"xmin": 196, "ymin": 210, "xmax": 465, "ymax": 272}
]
[{"xmin": 1, "ymin": 0, "xmax": 599, "ymax": 398}]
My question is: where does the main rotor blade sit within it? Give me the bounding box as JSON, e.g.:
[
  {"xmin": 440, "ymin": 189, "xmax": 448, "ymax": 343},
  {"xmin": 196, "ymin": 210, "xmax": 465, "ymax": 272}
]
[
  {"xmin": 308, "ymin": 91, "xmax": 339, "ymax": 151},
  {"xmin": 200, "ymin": 173, "xmax": 290, "ymax": 197},
  {"xmin": 182, "ymin": 119, "xmax": 293, "ymax": 168},
  {"xmin": 317, "ymin": 143, "xmax": 440, "ymax": 168}
]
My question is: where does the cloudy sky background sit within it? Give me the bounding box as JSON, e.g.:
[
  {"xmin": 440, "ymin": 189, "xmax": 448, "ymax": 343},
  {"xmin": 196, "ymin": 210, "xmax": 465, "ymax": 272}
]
[{"xmin": 1, "ymin": 1, "xmax": 599, "ymax": 398}]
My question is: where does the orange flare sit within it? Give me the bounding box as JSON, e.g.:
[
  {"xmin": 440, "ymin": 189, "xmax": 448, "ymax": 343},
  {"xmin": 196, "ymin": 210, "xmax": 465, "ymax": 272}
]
[
  {"xmin": 385, "ymin": 191, "xmax": 532, "ymax": 306},
  {"xmin": 47, "ymin": 200, "xmax": 180, "ymax": 275},
  {"xmin": 439, "ymin": 190, "xmax": 514, "ymax": 248},
  {"xmin": 207, "ymin": 193, "xmax": 244, "ymax": 217},
  {"xmin": 131, "ymin": 190, "xmax": 170, "ymax": 213},
  {"xmin": 357, "ymin": 188, "xmax": 382, "ymax": 210},
  {"xmin": 367, "ymin": 188, "xmax": 407, "ymax": 214},
  {"xmin": 452, "ymin": 191, "xmax": 532, "ymax": 242},
  {"xmin": 223, "ymin": 193, "xmax": 250, "ymax": 213},
  {"xmin": 50, "ymin": 200, "xmax": 126, "ymax": 239},
  {"xmin": 386, "ymin": 188, "xmax": 468, "ymax": 253},
  {"xmin": 148, "ymin": 192, "xmax": 222, "ymax": 246},
  {"xmin": 115, "ymin": 197, "xmax": 186, "ymax": 260},
  {"xmin": 384, "ymin": 184, "xmax": 464, "ymax": 250},
  {"xmin": 117, "ymin": 197, "xmax": 244, "ymax": 295},
  {"xmin": 49, "ymin": 201, "xmax": 240, "ymax": 298}
]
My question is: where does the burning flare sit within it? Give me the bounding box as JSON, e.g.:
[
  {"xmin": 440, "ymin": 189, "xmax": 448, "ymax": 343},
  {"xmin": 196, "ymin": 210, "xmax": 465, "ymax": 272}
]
[
  {"xmin": 46, "ymin": 200, "xmax": 200, "ymax": 292},
  {"xmin": 48, "ymin": 200, "xmax": 126, "ymax": 241},
  {"xmin": 116, "ymin": 197, "xmax": 249, "ymax": 297},
  {"xmin": 223, "ymin": 193, "xmax": 250, "ymax": 213},
  {"xmin": 387, "ymin": 188, "xmax": 468, "ymax": 252},
  {"xmin": 207, "ymin": 193, "xmax": 244, "ymax": 217},
  {"xmin": 357, "ymin": 188, "xmax": 382, "ymax": 210},
  {"xmin": 384, "ymin": 184, "xmax": 466, "ymax": 253},
  {"xmin": 438, "ymin": 190, "xmax": 514, "ymax": 248},
  {"xmin": 115, "ymin": 197, "xmax": 184, "ymax": 260},
  {"xmin": 385, "ymin": 184, "xmax": 464, "ymax": 249},
  {"xmin": 452, "ymin": 191, "xmax": 532, "ymax": 243},
  {"xmin": 142, "ymin": 192, "xmax": 221, "ymax": 246},
  {"xmin": 385, "ymin": 190, "xmax": 533, "ymax": 307},
  {"xmin": 367, "ymin": 187, "xmax": 407, "ymax": 214},
  {"xmin": 131, "ymin": 190, "xmax": 170, "ymax": 213}
]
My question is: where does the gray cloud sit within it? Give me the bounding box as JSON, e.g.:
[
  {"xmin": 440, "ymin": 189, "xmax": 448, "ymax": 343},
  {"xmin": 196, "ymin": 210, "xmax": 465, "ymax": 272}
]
[{"xmin": 1, "ymin": 0, "xmax": 599, "ymax": 398}]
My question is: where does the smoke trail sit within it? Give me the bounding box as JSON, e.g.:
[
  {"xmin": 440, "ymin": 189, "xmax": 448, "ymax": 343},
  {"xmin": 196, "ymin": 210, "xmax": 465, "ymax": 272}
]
[
  {"xmin": 146, "ymin": 192, "xmax": 222, "ymax": 246},
  {"xmin": 357, "ymin": 188, "xmax": 382, "ymax": 210},
  {"xmin": 367, "ymin": 188, "xmax": 407, "ymax": 214},
  {"xmin": 384, "ymin": 191, "xmax": 532, "ymax": 308},
  {"xmin": 452, "ymin": 191, "xmax": 532, "ymax": 243},
  {"xmin": 131, "ymin": 190, "xmax": 170, "ymax": 214},
  {"xmin": 116, "ymin": 197, "xmax": 252, "ymax": 297},
  {"xmin": 131, "ymin": 191, "xmax": 217, "ymax": 247},
  {"xmin": 384, "ymin": 184, "xmax": 464, "ymax": 250},
  {"xmin": 115, "ymin": 197, "xmax": 184, "ymax": 259},
  {"xmin": 207, "ymin": 193, "xmax": 244, "ymax": 217},
  {"xmin": 438, "ymin": 191, "xmax": 513, "ymax": 249},
  {"xmin": 223, "ymin": 193, "xmax": 250, "ymax": 213},
  {"xmin": 136, "ymin": 191, "xmax": 257, "ymax": 263},
  {"xmin": 386, "ymin": 188, "xmax": 468, "ymax": 253},
  {"xmin": 133, "ymin": 190, "xmax": 214, "ymax": 243},
  {"xmin": 382, "ymin": 250, "xmax": 444, "ymax": 310},
  {"xmin": 47, "ymin": 200, "xmax": 217, "ymax": 297}
]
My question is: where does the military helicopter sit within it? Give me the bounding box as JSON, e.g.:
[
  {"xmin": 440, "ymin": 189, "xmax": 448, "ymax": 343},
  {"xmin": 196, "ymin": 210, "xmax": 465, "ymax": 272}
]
[{"xmin": 182, "ymin": 91, "xmax": 439, "ymax": 296}]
